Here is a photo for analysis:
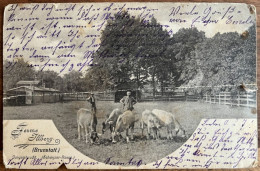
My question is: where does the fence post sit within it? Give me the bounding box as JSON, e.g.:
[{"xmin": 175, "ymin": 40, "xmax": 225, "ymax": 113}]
[
  {"xmin": 224, "ymin": 93, "xmax": 226, "ymax": 105},
  {"xmin": 238, "ymin": 93, "xmax": 240, "ymax": 107},
  {"xmin": 206, "ymin": 93, "xmax": 207, "ymax": 102},
  {"xmin": 219, "ymin": 94, "xmax": 220, "ymax": 104},
  {"xmin": 246, "ymin": 93, "xmax": 249, "ymax": 107},
  {"xmin": 214, "ymin": 95, "xmax": 216, "ymax": 104}
]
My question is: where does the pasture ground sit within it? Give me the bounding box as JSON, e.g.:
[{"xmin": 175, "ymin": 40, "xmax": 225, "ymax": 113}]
[{"xmin": 3, "ymin": 101, "xmax": 256, "ymax": 164}]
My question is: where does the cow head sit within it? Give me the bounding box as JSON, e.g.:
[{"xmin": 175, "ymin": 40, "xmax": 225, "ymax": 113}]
[
  {"xmin": 90, "ymin": 131, "xmax": 99, "ymax": 144},
  {"xmin": 154, "ymin": 118, "xmax": 162, "ymax": 129},
  {"xmin": 149, "ymin": 115, "xmax": 162, "ymax": 129},
  {"xmin": 102, "ymin": 120, "xmax": 114, "ymax": 134},
  {"xmin": 176, "ymin": 128, "xmax": 186, "ymax": 138}
]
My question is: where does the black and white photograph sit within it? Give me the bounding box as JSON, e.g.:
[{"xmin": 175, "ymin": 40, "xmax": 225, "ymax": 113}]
[{"xmin": 3, "ymin": 2, "xmax": 257, "ymax": 169}]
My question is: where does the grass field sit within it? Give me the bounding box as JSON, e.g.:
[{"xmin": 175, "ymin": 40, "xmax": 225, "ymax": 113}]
[{"xmin": 3, "ymin": 101, "xmax": 256, "ymax": 164}]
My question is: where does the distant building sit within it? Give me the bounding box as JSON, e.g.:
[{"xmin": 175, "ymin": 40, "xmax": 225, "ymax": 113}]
[
  {"xmin": 16, "ymin": 80, "xmax": 41, "ymax": 87},
  {"xmin": 5, "ymin": 80, "xmax": 60, "ymax": 105}
]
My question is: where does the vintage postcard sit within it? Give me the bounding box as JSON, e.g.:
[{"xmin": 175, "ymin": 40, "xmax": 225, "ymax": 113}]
[{"xmin": 3, "ymin": 2, "xmax": 257, "ymax": 169}]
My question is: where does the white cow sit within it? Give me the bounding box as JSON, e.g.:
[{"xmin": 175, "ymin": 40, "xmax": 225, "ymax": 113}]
[
  {"xmin": 141, "ymin": 109, "xmax": 162, "ymax": 139},
  {"xmin": 102, "ymin": 108, "xmax": 122, "ymax": 134},
  {"xmin": 112, "ymin": 110, "xmax": 136, "ymax": 143},
  {"xmin": 152, "ymin": 109, "xmax": 186, "ymax": 139},
  {"xmin": 77, "ymin": 108, "xmax": 99, "ymax": 144}
]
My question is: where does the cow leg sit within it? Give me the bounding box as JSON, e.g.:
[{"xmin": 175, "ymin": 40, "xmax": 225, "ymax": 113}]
[
  {"xmin": 126, "ymin": 128, "xmax": 130, "ymax": 143},
  {"xmin": 180, "ymin": 129, "xmax": 186, "ymax": 138},
  {"xmin": 77, "ymin": 124, "xmax": 81, "ymax": 140},
  {"xmin": 170, "ymin": 125, "xmax": 176, "ymax": 139},
  {"xmin": 130, "ymin": 126, "xmax": 134, "ymax": 140},
  {"xmin": 151, "ymin": 128, "xmax": 155, "ymax": 139},
  {"xmin": 157, "ymin": 129, "xmax": 161, "ymax": 139},
  {"xmin": 108, "ymin": 126, "xmax": 113, "ymax": 140},
  {"xmin": 130, "ymin": 123, "xmax": 134, "ymax": 140},
  {"xmin": 175, "ymin": 128, "xmax": 180, "ymax": 137},
  {"xmin": 109, "ymin": 125, "xmax": 113, "ymax": 133},
  {"xmin": 170, "ymin": 130, "xmax": 174, "ymax": 140},
  {"xmin": 112, "ymin": 131, "xmax": 116, "ymax": 143},
  {"xmin": 147, "ymin": 122, "xmax": 151, "ymax": 139},
  {"xmin": 147, "ymin": 127, "xmax": 150, "ymax": 140},
  {"xmin": 85, "ymin": 126, "xmax": 89, "ymax": 143},
  {"xmin": 141, "ymin": 121, "xmax": 144, "ymax": 138},
  {"xmin": 118, "ymin": 133, "xmax": 123, "ymax": 141},
  {"xmin": 167, "ymin": 127, "xmax": 171, "ymax": 140},
  {"xmin": 153, "ymin": 128, "xmax": 159, "ymax": 140}
]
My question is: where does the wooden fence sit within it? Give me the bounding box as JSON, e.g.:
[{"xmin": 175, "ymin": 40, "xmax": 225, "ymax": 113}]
[
  {"xmin": 61, "ymin": 91, "xmax": 256, "ymax": 108},
  {"xmin": 203, "ymin": 91, "xmax": 256, "ymax": 108},
  {"xmin": 142, "ymin": 94, "xmax": 199, "ymax": 102},
  {"xmin": 6, "ymin": 91, "xmax": 255, "ymax": 108},
  {"xmin": 62, "ymin": 92, "xmax": 114, "ymax": 101}
]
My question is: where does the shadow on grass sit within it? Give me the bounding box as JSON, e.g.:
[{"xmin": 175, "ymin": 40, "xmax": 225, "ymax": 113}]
[{"xmin": 95, "ymin": 134, "xmax": 189, "ymax": 146}]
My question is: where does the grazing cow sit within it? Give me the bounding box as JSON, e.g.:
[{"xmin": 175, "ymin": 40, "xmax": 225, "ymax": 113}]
[
  {"xmin": 102, "ymin": 108, "xmax": 122, "ymax": 134},
  {"xmin": 112, "ymin": 110, "xmax": 136, "ymax": 143},
  {"xmin": 141, "ymin": 110, "xmax": 162, "ymax": 139},
  {"xmin": 77, "ymin": 108, "xmax": 99, "ymax": 144},
  {"xmin": 152, "ymin": 109, "xmax": 186, "ymax": 140}
]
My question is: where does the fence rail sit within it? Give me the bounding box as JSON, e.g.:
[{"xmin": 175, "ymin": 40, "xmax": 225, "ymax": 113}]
[
  {"xmin": 4, "ymin": 91, "xmax": 256, "ymax": 108},
  {"xmin": 203, "ymin": 92, "xmax": 256, "ymax": 108},
  {"xmin": 62, "ymin": 92, "xmax": 114, "ymax": 101}
]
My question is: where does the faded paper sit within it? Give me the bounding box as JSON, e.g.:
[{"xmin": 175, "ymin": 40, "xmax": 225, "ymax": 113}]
[{"xmin": 3, "ymin": 2, "xmax": 257, "ymax": 169}]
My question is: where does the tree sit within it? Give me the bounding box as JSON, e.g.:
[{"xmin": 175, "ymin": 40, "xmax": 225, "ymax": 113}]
[
  {"xmin": 167, "ymin": 28, "xmax": 206, "ymax": 87},
  {"xmin": 3, "ymin": 58, "xmax": 35, "ymax": 92},
  {"xmin": 92, "ymin": 12, "xmax": 171, "ymax": 94},
  {"xmin": 36, "ymin": 70, "xmax": 63, "ymax": 90},
  {"xmin": 196, "ymin": 24, "xmax": 256, "ymax": 94},
  {"xmin": 63, "ymin": 71, "xmax": 85, "ymax": 92},
  {"xmin": 83, "ymin": 67, "xmax": 113, "ymax": 91}
]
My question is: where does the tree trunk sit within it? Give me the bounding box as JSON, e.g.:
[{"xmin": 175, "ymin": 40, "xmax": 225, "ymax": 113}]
[
  {"xmin": 136, "ymin": 70, "xmax": 140, "ymax": 90},
  {"xmin": 152, "ymin": 68, "xmax": 156, "ymax": 98},
  {"xmin": 161, "ymin": 80, "xmax": 164, "ymax": 96}
]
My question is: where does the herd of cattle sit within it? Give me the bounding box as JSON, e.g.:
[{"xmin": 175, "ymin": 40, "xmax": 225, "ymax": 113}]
[{"xmin": 77, "ymin": 108, "xmax": 186, "ymax": 144}]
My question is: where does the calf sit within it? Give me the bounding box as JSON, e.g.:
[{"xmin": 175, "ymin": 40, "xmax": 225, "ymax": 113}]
[
  {"xmin": 102, "ymin": 108, "xmax": 122, "ymax": 134},
  {"xmin": 77, "ymin": 108, "xmax": 99, "ymax": 144},
  {"xmin": 141, "ymin": 110, "xmax": 161, "ymax": 139},
  {"xmin": 152, "ymin": 109, "xmax": 186, "ymax": 140},
  {"xmin": 112, "ymin": 110, "xmax": 136, "ymax": 143}
]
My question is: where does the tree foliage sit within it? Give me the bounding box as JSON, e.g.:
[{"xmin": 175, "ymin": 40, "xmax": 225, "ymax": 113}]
[
  {"xmin": 3, "ymin": 12, "xmax": 256, "ymax": 96},
  {"xmin": 3, "ymin": 58, "xmax": 35, "ymax": 93},
  {"xmin": 196, "ymin": 24, "xmax": 256, "ymax": 93},
  {"xmin": 92, "ymin": 12, "xmax": 171, "ymax": 95},
  {"xmin": 63, "ymin": 71, "xmax": 85, "ymax": 92}
]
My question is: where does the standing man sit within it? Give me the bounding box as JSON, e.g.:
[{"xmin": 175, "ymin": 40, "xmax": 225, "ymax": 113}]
[
  {"xmin": 120, "ymin": 90, "xmax": 137, "ymax": 111},
  {"xmin": 87, "ymin": 92, "xmax": 96, "ymax": 114},
  {"xmin": 87, "ymin": 92, "xmax": 98, "ymax": 143}
]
